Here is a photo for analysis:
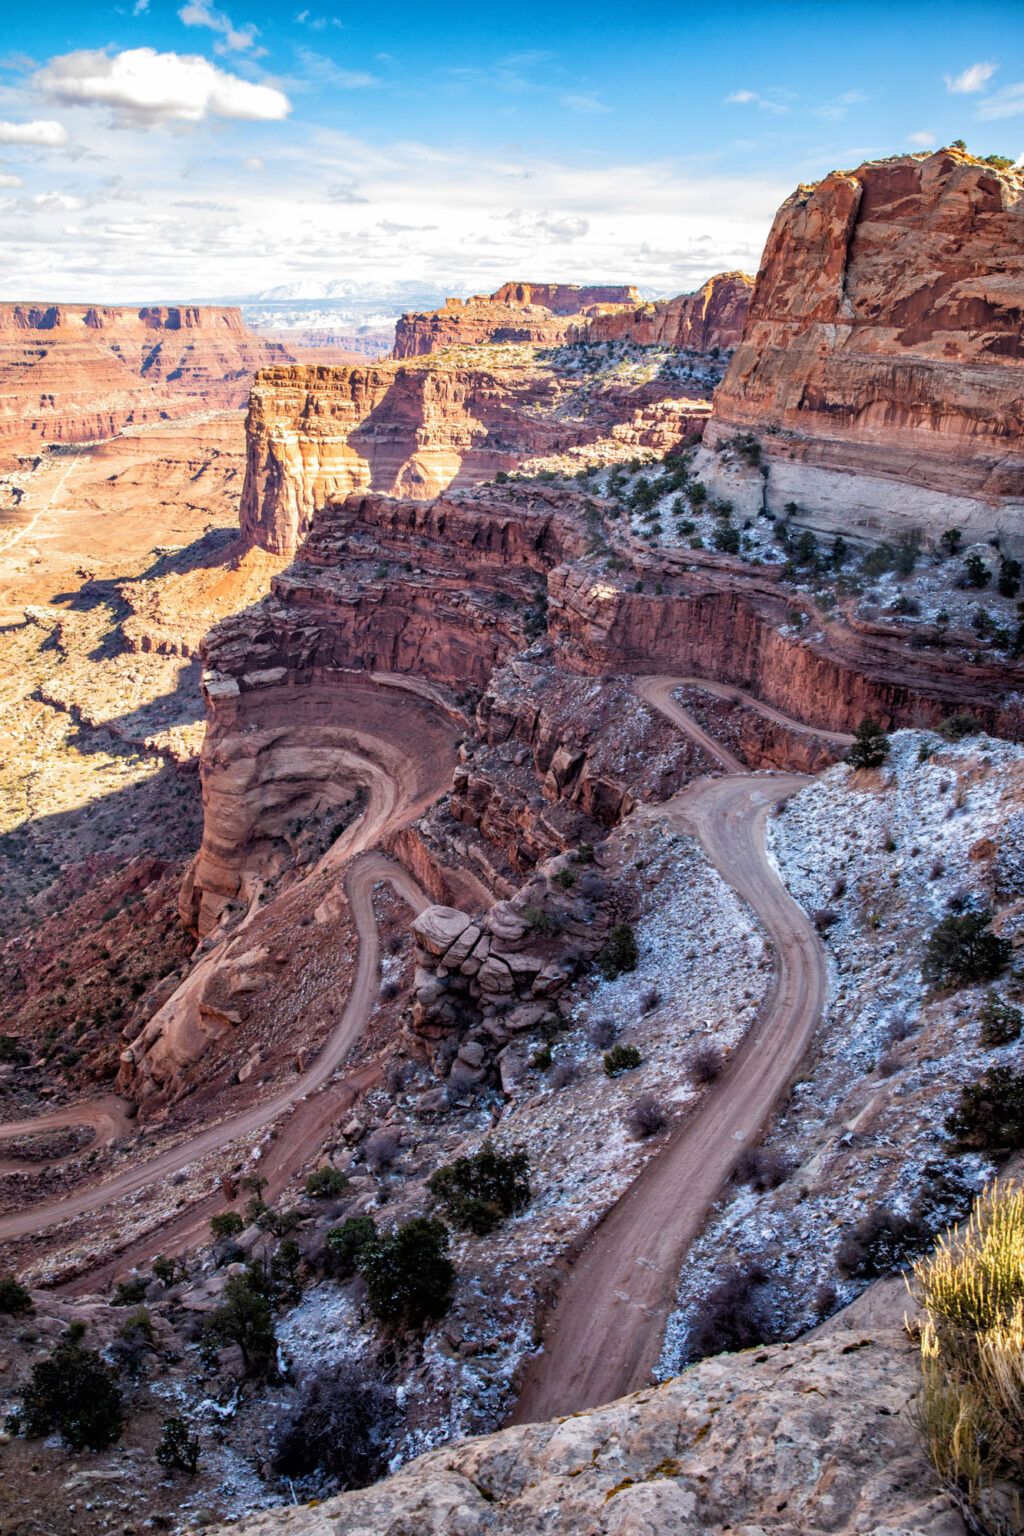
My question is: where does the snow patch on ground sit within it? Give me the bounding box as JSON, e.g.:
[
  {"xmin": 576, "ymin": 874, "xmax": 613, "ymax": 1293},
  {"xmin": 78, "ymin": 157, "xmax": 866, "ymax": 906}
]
[{"xmin": 658, "ymin": 728, "xmax": 1024, "ymax": 1375}]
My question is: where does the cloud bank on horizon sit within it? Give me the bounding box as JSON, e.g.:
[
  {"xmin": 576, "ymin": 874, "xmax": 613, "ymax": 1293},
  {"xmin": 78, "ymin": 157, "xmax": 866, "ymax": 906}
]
[{"xmin": 0, "ymin": 0, "xmax": 1021, "ymax": 304}]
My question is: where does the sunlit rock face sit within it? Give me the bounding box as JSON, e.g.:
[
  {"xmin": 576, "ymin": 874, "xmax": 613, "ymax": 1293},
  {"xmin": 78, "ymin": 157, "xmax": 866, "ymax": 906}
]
[
  {"xmin": 691, "ymin": 150, "xmax": 1024, "ymax": 549},
  {"xmin": 0, "ymin": 304, "xmax": 293, "ymax": 466}
]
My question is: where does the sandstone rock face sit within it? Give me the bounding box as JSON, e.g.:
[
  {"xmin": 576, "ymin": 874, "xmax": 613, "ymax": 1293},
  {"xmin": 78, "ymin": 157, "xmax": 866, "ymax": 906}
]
[
  {"xmin": 0, "ymin": 303, "xmax": 294, "ymax": 467},
  {"xmin": 193, "ymin": 1326, "xmax": 963, "ymax": 1536},
  {"xmin": 238, "ymin": 357, "xmax": 710, "ymax": 555},
  {"xmin": 691, "ymin": 151, "xmax": 1024, "ymax": 548},
  {"xmin": 392, "ymin": 275, "xmax": 750, "ymax": 360},
  {"xmin": 392, "ymin": 283, "xmax": 641, "ymax": 357},
  {"xmin": 188, "ymin": 480, "xmax": 1023, "ymax": 947},
  {"xmin": 576, "ymin": 271, "xmax": 754, "ymax": 352}
]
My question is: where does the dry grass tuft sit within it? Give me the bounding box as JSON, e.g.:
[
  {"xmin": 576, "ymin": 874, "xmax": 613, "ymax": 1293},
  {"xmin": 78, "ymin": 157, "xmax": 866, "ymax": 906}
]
[{"xmin": 912, "ymin": 1181, "xmax": 1024, "ymax": 1530}]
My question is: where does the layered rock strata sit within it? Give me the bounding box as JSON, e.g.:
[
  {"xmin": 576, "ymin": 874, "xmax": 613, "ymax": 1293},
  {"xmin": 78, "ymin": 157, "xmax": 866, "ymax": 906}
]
[
  {"xmin": 393, "ymin": 274, "xmax": 751, "ymax": 359},
  {"xmin": 238, "ymin": 355, "xmax": 711, "ymax": 555},
  {"xmin": 0, "ymin": 303, "xmax": 294, "ymax": 466},
  {"xmin": 572, "ymin": 271, "xmax": 754, "ymax": 352},
  {"xmin": 692, "ymin": 150, "xmax": 1024, "ymax": 548},
  {"xmin": 191, "ymin": 482, "xmax": 1024, "ymax": 944},
  {"xmin": 392, "ymin": 283, "xmax": 640, "ymax": 356}
]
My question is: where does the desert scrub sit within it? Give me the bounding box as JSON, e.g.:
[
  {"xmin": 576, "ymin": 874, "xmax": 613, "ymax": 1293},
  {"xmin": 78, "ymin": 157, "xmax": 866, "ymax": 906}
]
[
  {"xmin": 428, "ymin": 1142, "xmax": 530, "ymax": 1235},
  {"xmin": 604, "ymin": 1043, "xmax": 642, "ymax": 1077},
  {"xmin": 913, "ymin": 1182, "xmax": 1024, "ymax": 1530}
]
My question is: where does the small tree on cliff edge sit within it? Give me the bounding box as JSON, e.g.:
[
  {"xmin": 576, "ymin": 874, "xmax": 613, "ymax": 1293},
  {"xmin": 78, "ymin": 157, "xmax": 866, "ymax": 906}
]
[{"xmin": 847, "ymin": 719, "xmax": 890, "ymax": 770}]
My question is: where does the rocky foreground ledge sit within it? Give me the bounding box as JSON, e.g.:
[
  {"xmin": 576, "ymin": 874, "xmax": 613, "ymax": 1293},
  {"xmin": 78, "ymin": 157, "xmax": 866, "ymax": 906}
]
[{"xmin": 195, "ymin": 1324, "xmax": 961, "ymax": 1536}]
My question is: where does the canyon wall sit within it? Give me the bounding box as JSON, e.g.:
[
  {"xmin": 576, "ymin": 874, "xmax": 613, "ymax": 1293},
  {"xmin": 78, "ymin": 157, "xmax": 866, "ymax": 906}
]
[
  {"xmin": 691, "ymin": 150, "xmax": 1024, "ymax": 548},
  {"xmin": 393, "ymin": 275, "xmax": 750, "ymax": 359},
  {"xmin": 392, "ymin": 283, "xmax": 641, "ymax": 356},
  {"xmin": 0, "ymin": 304, "xmax": 294, "ymax": 466},
  {"xmin": 573, "ymin": 272, "xmax": 753, "ymax": 352},
  {"xmin": 238, "ymin": 357, "xmax": 711, "ymax": 556},
  {"xmin": 197, "ymin": 483, "xmax": 1023, "ymax": 929}
]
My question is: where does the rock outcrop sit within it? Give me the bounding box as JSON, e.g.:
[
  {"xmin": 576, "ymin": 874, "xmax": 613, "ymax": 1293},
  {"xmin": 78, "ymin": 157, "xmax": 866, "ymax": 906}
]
[
  {"xmin": 392, "ymin": 283, "xmax": 640, "ymax": 357},
  {"xmin": 392, "ymin": 275, "xmax": 750, "ymax": 359},
  {"xmin": 0, "ymin": 303, "xmax": 294, "ymax": 467},
  {"xmin": 238, "ymin": 356, "xmax": 712, "ymax": 555},
  {"xmin": 691, "ymin": 150, "xmax": 1024, "ymax": 548},
  {"xmin": 574, "ymin": 271, "xmax": 754, "ymax": 352},
  {"xmin": 193, "ymin": 1325, "xmax": 961, "ymax": 1536}
]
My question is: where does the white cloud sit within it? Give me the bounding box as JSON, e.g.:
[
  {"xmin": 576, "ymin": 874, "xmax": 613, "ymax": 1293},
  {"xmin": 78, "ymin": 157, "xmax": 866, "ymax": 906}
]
[
  {"xmin": 505, "ymin": 208, "xmax": 590, "ymax": 242},
  {"xmin": 907, "ymin": 130, "xmax": 936, "ymax": 147},
  {"xmin": 35, "ymin": 48, "xmax": 290, "ymax": 125},
  {"xmin": 724, "ymin": 88, "xmax": 788, "ymax": 115},
  {"xmin": 815, "ymin": 89, "xmax": 868, "ymax": 123},
  {"xmin": 243, "ymin": 154, "xmax": 264, "ymax": 170},
  {"xmin": 559, "ymin": 92, "xmax": 610, "ymax": 115},
  {"xmin": 31, "ymin": 190, "xmax": 84, "ymax": 211},
  {"xmin": 178, "ymin": 2, "xmax": 264, "ymax": 56},
  {"xmin": 977, "ymin": 83, "xmax": 1024, "ymax": 120},
  {"xmin": 0, "ymin": 171, "xmax": 22, "ymax": 187},
  {"xmin": 294, "ymin": 47, "xmax": 377, "ymax": 88},
  {"xmin": 945, "ymin": 61, "xmax": 996, "ymax": 94},
  {"xmin": 133, "ymin": 0, "xmax": 150, "ymax": 13},
  {"xmin": 0, "ymin": 119, "xmax": 69, "ymax": 147}
]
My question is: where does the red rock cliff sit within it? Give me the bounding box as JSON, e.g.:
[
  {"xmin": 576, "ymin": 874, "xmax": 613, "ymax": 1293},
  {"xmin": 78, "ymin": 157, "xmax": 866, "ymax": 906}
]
[
  {"xmin": 0, "ymin": 303, "xmax": 294, "ymax": 466},
  {"xmin": 692, "ymin": 150, "xmax": 1024, "ymax": 548},
  {"xmin": 392, "ymin": 276, "xmax": 749, "ymax": 359},
  {"xmin": 575, "ymin": 273, "xmax": 752, "ymax": 352},
  {"xmin": 238, "ymin": 356, "xmax": 712, "ymax": 555}
]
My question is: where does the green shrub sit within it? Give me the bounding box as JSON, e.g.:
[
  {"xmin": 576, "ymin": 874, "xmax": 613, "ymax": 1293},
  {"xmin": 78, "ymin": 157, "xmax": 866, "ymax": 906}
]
[
  {"xmin": 210, "ymin": 1211, "xmax": 245, "ymax": 1241},
  {"xmin": 0, "ymin": 1035, "xmax": 28, "ymax": 1065},
  {"xmin": 604, "ymin": 1043, "xmax": 642, "ymax": 1076},
  {"xmin": 0, "ymin": 1275, "xmax": 32, "ymax": 1315},
  {"xmin": 19, "ymin": 1324, "xmax": 124, "ymax": 1451},
  {"xmin": 111, "ymin": 1277, "xmax": 148, "ymax": 1306},
  {"xmin": 846, "ymin": 719, "xmax": 890, "ymax": 770},
  {"xmin": 947, "ymin": 1068, "xmax": 1024, "ymax": 1151},
  {"xmin": 979, "ymin": 993, "xmax": 1024, "ymax": 1048},
  {"xmin": 156, "ymin": 1416, "xmax": 200, "ymax": 1474},
  {"xmin": 202, "ymin": 1272, "xmax": 277, "ymax": 1377},
  {"xmin": 325, "ymin": 1215, "xmax": 377, "ymax": 1279},
  {"xmin": 937, "ymin": 712, "xmax": 982, "ymax": 742},
  {"xmin": 597, "ymin": 923, "xmax": 638, "ymax": 980},
  {"xmin": 998, "ymin": 557, "xmax": 1022, "ymax": 598},
  {"xmin": 305, "ymin": 1166, "xmax": 350, "ymax": 1200},
  {"xmin": 358, "ymin": 1217, "xmax": 454, "ymax": 1330},
  {"xmin": 428, "ymin": 1143, "xmax": 530, "ymax": 1235},
  {"xmin": 963, "ymin": 553, "xmax": 991, "ymax": 588},
  {"xmin": 922, "ymin": 912, "xmax": 1010, "ymax": 988},
  {"xmin": 939, "ymin": 527, "xmax": 963, "ymax": 557}
]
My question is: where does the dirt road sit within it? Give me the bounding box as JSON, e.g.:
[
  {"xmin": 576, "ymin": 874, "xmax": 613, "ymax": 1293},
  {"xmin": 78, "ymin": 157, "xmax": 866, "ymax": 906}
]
[
  {"xmin": 0, "ymin": 851, "xmax": 429, "ymax": 1246},
  {"xmin": 635, "ymin": 674, "xmax": 855, "ymax": 759},
  {"xmin": 511, "ymin": 685, "xmax": 828, "ymax": 1421}
]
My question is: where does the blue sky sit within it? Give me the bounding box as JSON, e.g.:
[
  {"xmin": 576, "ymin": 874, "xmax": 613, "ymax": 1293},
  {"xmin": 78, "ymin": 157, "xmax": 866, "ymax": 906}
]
[{"xmin": 0, "ymin": 0, "xmax": 1022, "ymax": 302}]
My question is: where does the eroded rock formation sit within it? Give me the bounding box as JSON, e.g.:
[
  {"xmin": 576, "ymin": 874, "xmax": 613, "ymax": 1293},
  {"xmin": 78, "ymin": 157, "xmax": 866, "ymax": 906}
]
[
  {"xmin": 238, "ymin": 356, "xmax": 712, "ymax": 555},
  {"xmin": 0, "ymin": 303, "xmax": 294, "ymax": 467},
  {"xmin": 574, "ymin": 272, "xmax": 754, "ymax": 352},
  {"xmin": 692, "ymin": 150, "xmax": 1024, "ymax": 547},
  {"xmin": 392, "ymin": 274, "xmax": 750, "ymax": 359}
]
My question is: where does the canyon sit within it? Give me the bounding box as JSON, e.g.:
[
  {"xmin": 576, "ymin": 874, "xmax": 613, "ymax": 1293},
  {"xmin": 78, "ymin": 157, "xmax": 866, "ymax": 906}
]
[
  {"xmin": 2, "ymin": 144, "xmax": 1024, "ymax": 1536},
  {"xmin": 0, "ymin": 304, "xmax": 298, "ymax": 468}
]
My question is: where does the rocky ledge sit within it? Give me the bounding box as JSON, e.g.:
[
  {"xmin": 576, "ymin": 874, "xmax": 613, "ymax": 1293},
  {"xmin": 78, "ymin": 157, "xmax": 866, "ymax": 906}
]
[{"xmin": 194, "ymin": 1324, "xmax": 962, "ymax": 1536}]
